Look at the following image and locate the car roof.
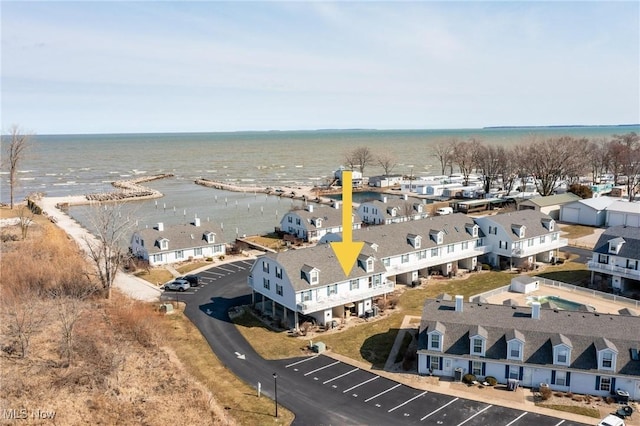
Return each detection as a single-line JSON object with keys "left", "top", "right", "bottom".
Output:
{"left": 172, "top": 279, "right": 189, "bottom": 284}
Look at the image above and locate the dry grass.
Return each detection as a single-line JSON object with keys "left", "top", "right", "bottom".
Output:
{"left": 134, "top": 267, "right": 174, "bottom": 285}
{"left": 176, "top": 261, "right": 210, "bottom": 274}
{"left": 245, "top": 233, "right": 285, "bottom": 250}
{"left": 558, "top": 224, "right": 597, "bottom": 239}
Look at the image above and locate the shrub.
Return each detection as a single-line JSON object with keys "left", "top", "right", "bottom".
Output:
{"left": 605, "top": 396, "right": 614, "bottom": 404}
{"left": 481, "top": 263, "right": 491, "bottom": 271}
{"left": 540, "top": 386, "right": 552, "bottom": 400}
{"left": 564, "top": 392, "right": 574, "bottom": 398}
{"left": 572, "top": 395, "right": 583, "bottom": 402}
{"left": 218, "top": 255, "right": 225, "bottom": 261}
{"left": 554, "top": 392, "right": 564, "bottom": 397}
{"left": 485, "top": 376, "right": 497, "bottom": 386}
{"left": 462, "top": 373, "right": 477, "bottom": 384}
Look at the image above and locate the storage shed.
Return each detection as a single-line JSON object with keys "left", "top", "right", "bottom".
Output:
{"left": 509, "top": 276, "right": 540, "bottom": 294}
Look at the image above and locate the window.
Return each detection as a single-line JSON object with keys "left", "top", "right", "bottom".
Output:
{"left": 557, "top": 348, "right": 569, "bottom": 364}
{"left": 350, "top": 279, "right": 359, "bottom": 291}
{"left": 508, "top": 365, "right": 520, "bottom": 380}
{"left": 627, "top": 259, "right": 638, "bottom": 270}
{"left": 176, "top": 250, "right": 184, "bottom": 259}
{"left": 366, "top": 258, "right": 374, "bottom": 272}
{"left": 431, "top": 248, "right": 439, "bottom": 257}
{"left": 310, "top": 270, "right": 319, "bottom": 284}
{"left": 598, "top": 254, "right": 609, "bottom": 264}
{"left": 447, "top": 244, "right": 454, "bottom": 253}
{"left": 327, "top": 284, "right": 337, "bottom": 296}
{"left": 302, "top": 290, "right": 312, "bottom": 301}
{"left": 160, "top": 240, "right": 168, "bottom": 250}
{"left": 152, "top": 254, "right": 162, "bottom": 263}
{"left": 462, "top": 241, "right": 469, "bottom": 250}
{"left": 540, "top": 235, "right": 546, "bottom": 243}
{"left": 430, "top": 333, "right": 441, "bottom": 350}
{"left": 263, "top": 261, "right": 270, "bottom": 273}
{"left": 602, "top": 352, "right": 613, "bottom": 369}
{"left": 288, "top": 216, "right": 292, "bottom": 223}
{"left": 276, "top": 284, "right": 283, "bottom": 296}
{"left": 499, "top": 241, "right": 507, "bottom": 249}
{"left": 508, "top": 341, "right": 522, "bottom": 360}
{"left": 275, "top": 266, "right": 283, "bottom": 279}
{"left": 552, "top": 233, "right": 558, "bottom": 241}
{"left": 194, "top": 247, "right": 202, "bottom": 256}
{"left": 472, "top": 338, "right": 483, "bottom": 355}
{"left": 418, "top": 250, "right": 427, "bottom": 259}
{"left": 599, "top": 377, "right": 612, "bottom": 392}
{"left": 430, "top": 356, "right": 440, "bottom": 371}
{"left": 401, "top": 254, "right": 409, "bottom": 263}
{"left": 383, "top": 258, "right": 390, "bottom": 267}
{"left": 555, "top": 371, "right": 567, "bottom": 386}
{"left": 471, "top": 361, "right": 483, "bottom": 376}
{"left": 296, "top": 218, "right": 301, "bottom": 225}
{"left": 527, "top": 238, "right": 534, "bottom": 247}
{"left": 263, "top": 278, "right": 270, "bottom": 290}
{"left": 475, "top": 239, "right": 483, "bottom": 247}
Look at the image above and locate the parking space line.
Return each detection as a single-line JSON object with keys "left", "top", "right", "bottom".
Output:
{"left": 217, "top": 266, "right": 236, "bottom": 273}
{"left": 456, "top": 404, "right": 492, "bottom": 426}
{"left": 505, "top": 412, "right": 527, "bottom": 426}
{"left": 323, "top": 368, "right": 358, "bottom": 384}
{"left": 206, "top": 271, "right": 226, "bottom": 277}
{"left": 364, "top": 383, "right": 401, "bottom": 402}
{"left": 343, "top": 376, "right": 379, "bottom": 393}
{"left": 303, "top": 361, "right": 340, "bottom": 376}
{"left": 553, "top": 421, "right": 565, "bottom": 426}
{"left": 285, "top": 356, "right": 318, "bottom": 368}
{"left": 420, "top": 397, "right": 459, "bottom": 421}
{"left": 388, "top": 390, "right": 428, "bottom": 413}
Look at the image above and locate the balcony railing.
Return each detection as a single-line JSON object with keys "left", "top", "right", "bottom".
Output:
{"left": 588, "top": 261, "right": 640, "bottom": 280}
{"left": 511, "top": 238, "right": 568, "bottom": 257}
{"left": 296, "top": 280, "right": 395, "bottom": 314}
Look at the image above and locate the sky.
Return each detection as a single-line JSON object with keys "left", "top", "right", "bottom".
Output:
{"left": 1, "top": 1, "right": 639, "bottom": 135}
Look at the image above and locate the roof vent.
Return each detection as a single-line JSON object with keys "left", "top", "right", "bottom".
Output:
{"left": 455, "top": 295, "right": 464, "bottom": 312}
{"left": 157, "top": 222, "right": 164, "bottom": 232}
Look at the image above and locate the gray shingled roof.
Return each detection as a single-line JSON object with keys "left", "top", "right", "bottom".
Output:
{"left": 520, "top": 193, "right": 580, "bottom": 208}
{"left": 593, "top": 225, "right": 640, "bottom": 259}
{"left": 287, "top": 205, "right": 359, "bottom": 230}
{"left": 418, "top": 299, "right": 640, "bottom": 376}
{"left": 263, "top": 243, "right": 386, "bottom": 292}
{"left": 350, "top": 213, "right": 483, "bottom": 258}
{"left": 482, "top": 210, "right": 555, "bottom": 241}
{"left": 137, "top": 221, "right": 225, "bottom": 254}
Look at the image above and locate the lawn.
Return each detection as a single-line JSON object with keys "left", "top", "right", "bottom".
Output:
{"left": 134, "top": 268, "right": 173, "bottom": 286}
{"left": 559, "top": 224, "right": 597, "bottom": 240}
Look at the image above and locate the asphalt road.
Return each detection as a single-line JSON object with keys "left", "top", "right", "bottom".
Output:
{"left": 165, "top": 260, "right": 589, "bottom": 426}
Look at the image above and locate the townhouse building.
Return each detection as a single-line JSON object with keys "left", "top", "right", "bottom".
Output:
{"left": 417, "top": 297, "right": 640, "bottom": 400}
{"left": 474, "top": 210, "right": 567, "bottom": 269}
{"left": 588, "top": 225, "right": 640, "bottom": 294}
{"left": 130, "top": 218, "right": 226, "bottom": 266}
{"left": 279, "top": 203, "right": 362, "bottom": 243}
{"left": 357, "top": 195, "right": 429, "bottom": 225}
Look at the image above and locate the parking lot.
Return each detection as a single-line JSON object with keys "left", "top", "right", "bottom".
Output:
{"left": 160, "top": 259, "right": 255, "bottom": 297}
{"left": 276, "top": 355, "right": 589, "bottom": 426}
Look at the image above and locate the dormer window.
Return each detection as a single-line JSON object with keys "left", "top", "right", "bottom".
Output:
{"left": 608, "top": 237, "right": 625, "bottom": 255}
{"left": 508, "top": 341, "right": 522, "bottom": 360}
{"left": 465, "top": 223, "right": 479, "bottom": 237}
{"left": 315, "top": 218, "right": 323, "bottom": 227}
{"left": 512, "top": 225, "right": 526, "bottom": 238}
{"left": 204, "top": 232, "right": 215, "bottom": 244}
{"left": 430, "top": 230, "right": 444, "bottom": 244}
{"left": 601, "top": 351, "right": 614, "bottom": 369}
{"left": 556, "top": 347, "right": 569, "bottom": 364}
{"left": 596, "top": 337, "right": 617, "bottom": 371}
{"left": 427, "top": 322, "right": 445, "bottom": 352}
{"left": 310, "top": 270, "right": 319, "bottom": 284}
{"left": 430, "top": 333, "right": 441, "bottom": 350}
{"left": 157, "top": 238, "right": 169, "bottom": 250}
{"left": 366, "top": 258, "right": 374, "bottom": 272}
{"left": 390, "top": 207, "right": 397, "bottom": 217}
{"left": 407, "top": 234, "right": 421, "bottom": 249}
{"left": 469, "top": 325, "right": 487, "bottom": 356}
{"left": 506, "top": 329, "right": 525, "bottom": 361}
{"left": 542, "top": 218, "right": 555, "bottom": 231}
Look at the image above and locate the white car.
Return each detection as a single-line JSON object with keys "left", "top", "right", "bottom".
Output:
{"left": 164, "top": 279, "right": 190, "bottom": 292}
{"left": 597, "top": 415, "right": 625, "bottom": 426}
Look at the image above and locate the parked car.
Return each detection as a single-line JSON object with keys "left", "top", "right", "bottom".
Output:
{"left": 179, "top": 274, "right": 200, "bottom": 287}
{"left": 164, "top": 279, "right": 190, "bottom": 292}
{"left": 597, "top": 415, "right": 625, "bottom": 426}
{"left": 436, "top": 207, "right": 453, "bottom": 215}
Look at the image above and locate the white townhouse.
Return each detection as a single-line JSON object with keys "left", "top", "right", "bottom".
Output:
{"left": 130, "top": 219, "right": 226, "bottom": 266}
{"left": 588, "top": 225, "right": 640, "bottom": 294}
{"left": 474, "top": 210, "right": 567, "bottom": 269}
{"left": 357, "top": 195, "right": 429, "bottom": 225}
{"left": 346, "top": 213, "right": 488, "bottom": 285}
{"left": 417, "top": 297, "right": 640, "bottom": 400}
{"left": 279, "top": 204, "right": 362, "bottom": 243}
{"left": 247, "top": 243, "right": 393, "bottom": 328}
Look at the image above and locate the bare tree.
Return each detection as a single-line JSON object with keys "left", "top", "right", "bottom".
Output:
{"left": 4, "top": 286, "right": 49, "bottom": 358}
{"left": 495, "top": 146, "right": 519, "bottom": 195}
{"left": 452, "top": 138, "right": 481, "bottom": 186}
{"left": 432, "top": 139, "right": 456, "bottom": 175}
{"left": 377, "top": 152, "right": 397, "bottom": 176}
{"left": 84, "top": 203, "right": 133, "bottom": 299}
{"left": 344, "top": 146, "right": 374, "bottom": 174}
{"left": 587, "top": 138, "right": 611, "bottom": 184}
{"left": 474, "top": 143, "right": 504, "bottom": 194}
{"left": 2, "top": 125, "right": 32, "bottom": 209}
{"left": 520, "top": 136, "right": 587, "bottom": 196}
{"left": 17, "top": 205, "right": 35, "bottom": 240}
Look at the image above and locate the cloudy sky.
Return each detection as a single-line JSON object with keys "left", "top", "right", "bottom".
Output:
{"left": 2, "top": 1, "right": 638, "bottom": 134}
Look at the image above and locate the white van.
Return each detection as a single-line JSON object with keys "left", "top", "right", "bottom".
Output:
{"left": 436, "top": 207, "right": 453, "bottom": 216}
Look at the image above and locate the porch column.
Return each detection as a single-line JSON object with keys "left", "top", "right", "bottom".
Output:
{"left": 251, "top": 290, "right": 255, "bottom": 307}
{"left": 283, "top": 307, "right": 288, "bottom": 328}
{"left": 272, "top": 300, "right": 276, "bottom": 319}
{"left": 294, "top": 311, "right": 299, "bottom": 332}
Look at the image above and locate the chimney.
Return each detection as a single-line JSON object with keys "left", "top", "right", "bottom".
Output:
{"left": 307, "top": 204, "right": 314, "bottom": 213}
{"left": 194, "top": 217, "right": 201, "bottom": 227}
{"left": 157, "top": 222, "right": 164, "bottom": 232}
{"left": 455, "top": 295, "right": 464, "bottom": 312}
{"left": 382, "top": 196, "right": 388, "bottom": 203}
{"left": 403, "top": 193, "right": 408, "bottom": 200}
{"left": 531, "top": 302, "right": 541, "bottom": 319}
{"left": 334, "top": 201, "right": 341, "bottom": 209}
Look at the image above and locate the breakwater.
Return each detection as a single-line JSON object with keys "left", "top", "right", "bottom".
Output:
{"left": 83, "top": 174, "right": 173, "bottom": 202}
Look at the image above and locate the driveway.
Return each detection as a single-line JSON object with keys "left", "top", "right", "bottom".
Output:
{"left": 171, "top": 261, "right": 590, "bottom": 426}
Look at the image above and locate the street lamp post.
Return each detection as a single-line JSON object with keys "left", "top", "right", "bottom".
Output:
{"left": 273, "top": 372, "right": 278, "bottom": 418}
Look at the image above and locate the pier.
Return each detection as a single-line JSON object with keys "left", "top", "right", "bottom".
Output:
{"left": 82, "top": 174, "right": 173, "bottom": 203}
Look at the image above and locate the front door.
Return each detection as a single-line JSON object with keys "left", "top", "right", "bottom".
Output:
{"left": 523, "top": 367, "right": 533, "bottom": 387}
{"left": 443, "top": 358, "right": 453, "bottom": 375}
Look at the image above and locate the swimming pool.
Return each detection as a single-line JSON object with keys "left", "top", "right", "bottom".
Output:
{"left": 526, "top": 295, "right": 596, "bottom": 312}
